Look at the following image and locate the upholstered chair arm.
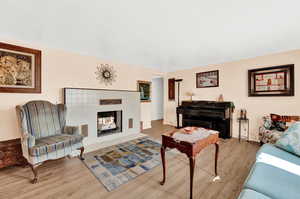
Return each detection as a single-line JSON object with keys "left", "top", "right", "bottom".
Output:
{"left": 22, "top": 133, "right": 36, "bottom": 148}
{"left": 16, "top": 105, "right": 36, "bottom": 147}
{"left": 63, "top": 126, "right": 80, "bottom": 135}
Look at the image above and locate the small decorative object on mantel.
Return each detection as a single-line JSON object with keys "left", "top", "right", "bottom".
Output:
{"left": 137, "top": 80, "right": 151, "bottom": 102}
{"left": 248, "top": 64, "right": 294, "bottom": 97}
{"left": 95, "top": 64, "right": 117, "bottom": 86}
{"left": 217, "top": 94, "right": 224, "bottom": 102}
{"left": 186, "top": 92, "right": 195, "bottom": 101}
{"left": 196, "top": 70, "right": 219, "bottom": 88}
{"left": 0, "top": 42, "right": 41, "bottom": 93}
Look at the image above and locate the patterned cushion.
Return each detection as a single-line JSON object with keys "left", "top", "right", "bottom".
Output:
{"left": 270, "top": 114, "right": 287, "bottom": 131}
{"left": 262, "top": 116, "right": 272, "bottom": 129}
{"left": 29, "top": 134, "right": 83, "bottom": 157}
{"left": 276, "top": 122, "right": 300, "bottom": 156}
{"left": 259, "top": 126, "right": 283, "bottom": 144}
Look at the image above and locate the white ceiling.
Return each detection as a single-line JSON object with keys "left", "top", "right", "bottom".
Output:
{"left": 1, "top": 0, "right": 300, "bottom": 72}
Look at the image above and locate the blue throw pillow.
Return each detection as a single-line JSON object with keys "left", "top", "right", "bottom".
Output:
{"left": 262, "top": 116, "right": 273, "bottom": 129}
{"left": 275, "top": 122, "right": 300, "bottom": 156}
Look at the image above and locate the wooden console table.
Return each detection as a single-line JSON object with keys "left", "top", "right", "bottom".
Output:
{"left": 0, "top": 138, "right": 27, "bottom": 169}
{"left": 160, "top": 129, "right": 219, "bottom": 199}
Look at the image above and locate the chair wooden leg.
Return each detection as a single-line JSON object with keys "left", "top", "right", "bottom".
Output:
{"left": 17, "top": 157, "right": 28, "bottom": 168}
{"left": 79, "top": 147, "right": 85, "bottom": 160}
{"left": 29, "top": 163, "right": 41, "bottom": 184}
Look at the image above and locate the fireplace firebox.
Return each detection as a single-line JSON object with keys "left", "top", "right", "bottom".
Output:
{"left": 97, "top": 111, "right": 122, "bottom": 137}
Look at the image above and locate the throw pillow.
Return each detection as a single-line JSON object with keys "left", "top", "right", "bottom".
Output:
{"left": 270, "top": 113, "right": 282, "bottom": 121}
{"left": 276, "top": 122, "right": 300, "bottom": 156}
{"left": 270, "top": 114, "right": 287, "bottom": 131}
{"left": 262, "top": 116, "right": 273, "bottom": 130}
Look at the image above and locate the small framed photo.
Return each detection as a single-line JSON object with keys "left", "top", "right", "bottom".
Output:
{"left": 248, "top": 64, "right": 294, "bottom": 97}
{"left": 196, "top": 70, "right": 219, "bottom": 88}
{"left": 137, "top": 80, "right": 151, "bottom": 102}
{"left": 0, "top": 42, "right": 41, "bottom": 93}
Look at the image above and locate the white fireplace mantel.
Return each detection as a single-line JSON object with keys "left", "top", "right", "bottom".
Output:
{"left": 64, "top": 88, "right": 141, "bottom": 146}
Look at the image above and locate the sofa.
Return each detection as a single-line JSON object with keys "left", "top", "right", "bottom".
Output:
{"left": 238, "top": 143, "right": 300, "bottom": 199}
{"left": 259, "top": 115, "right": 286, "bottom": 144}
{"left": 259, "top": 114, "right": 300, "bottom": 144}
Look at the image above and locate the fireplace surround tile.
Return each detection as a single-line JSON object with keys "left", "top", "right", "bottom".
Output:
{"left": 64, "top": 88, "right": 141, "bottom": 146}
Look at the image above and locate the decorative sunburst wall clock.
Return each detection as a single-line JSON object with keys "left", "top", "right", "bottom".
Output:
{"left": 95, "top": 64, "right": 117, "bottom": 86}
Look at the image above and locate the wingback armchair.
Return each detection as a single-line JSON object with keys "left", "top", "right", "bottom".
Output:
{"left": 16, "top": 100, "right": 84, "bottom": 183}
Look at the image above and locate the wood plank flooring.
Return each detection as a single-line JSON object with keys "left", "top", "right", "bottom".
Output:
{"left": 0, "top": 120, "right": 260, "bottom": 199}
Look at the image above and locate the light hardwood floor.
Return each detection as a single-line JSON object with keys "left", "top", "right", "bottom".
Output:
{"left": 0, "top": 120, "right": 259, "bottom": 199}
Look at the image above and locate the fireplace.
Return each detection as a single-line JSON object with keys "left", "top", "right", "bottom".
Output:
{"left": 64, "top": 88, "right": 141, "bottom": 146}
{"left": 97, "top": 110, "right": 122, "bottom": 137}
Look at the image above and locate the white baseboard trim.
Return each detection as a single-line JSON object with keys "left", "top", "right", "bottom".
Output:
{"left": 142, "top": 121, "right": 152, "bottom": 129}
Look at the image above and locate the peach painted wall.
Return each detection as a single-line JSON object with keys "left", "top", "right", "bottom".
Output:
{"left": 164, "top": 50, "right": 300, "bottom": 141}
{"left": 0, "top": 40, "right": 163, "bottom": 141}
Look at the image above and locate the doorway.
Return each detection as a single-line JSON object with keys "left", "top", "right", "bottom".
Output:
{"left": 151, "top": 77, "right": 164, "bottom": 121}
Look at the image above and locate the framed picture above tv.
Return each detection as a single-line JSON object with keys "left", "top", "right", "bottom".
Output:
{"left": 196, "top": 70, "right": 219, "bottom": 88}
{"left": 248, "top": 64, "right": 294, "bottom": 97}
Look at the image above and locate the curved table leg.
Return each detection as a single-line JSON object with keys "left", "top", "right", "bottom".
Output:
{"left": 79, "top": 147, "right": 85, "bottom": 160}
{"left": 215, "top": 142, "right": 219, "bottom": 176}
{"left": 189, "top": 156, "right": 195, "bottom": 199}
{"left": 160, "top": 146, "right": 166, "bottom": 185}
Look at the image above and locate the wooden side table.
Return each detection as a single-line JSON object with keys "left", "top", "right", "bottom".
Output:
{"left": 160, "top": 129, "right": 220, "bottom": 199}
{"left": 0, "top": 138, "right": 27, "bottom": 169}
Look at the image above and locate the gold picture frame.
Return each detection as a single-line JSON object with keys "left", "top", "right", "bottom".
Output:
{"left": 137, "top": 80, "right": 151, "bottom": 103}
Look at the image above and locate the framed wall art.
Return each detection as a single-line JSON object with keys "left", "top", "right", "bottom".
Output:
{"left": 168, "top": 78, "right": 175, "bottom": 100}
{"left": 137, "top": 80, "right": 151, "bottom": 102}
{"left": 248, "top": 64, "right": 294, "bottom": 97}
{"left": 196, "top": 70, "right": 219, "bottom": 88}
{"left": 0, "top": 42, "right": 41, "bottom": 93}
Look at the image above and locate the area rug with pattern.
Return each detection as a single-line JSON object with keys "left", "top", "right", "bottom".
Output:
{"left": 83, "top": 137, "right": 170, "bottom": 191}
